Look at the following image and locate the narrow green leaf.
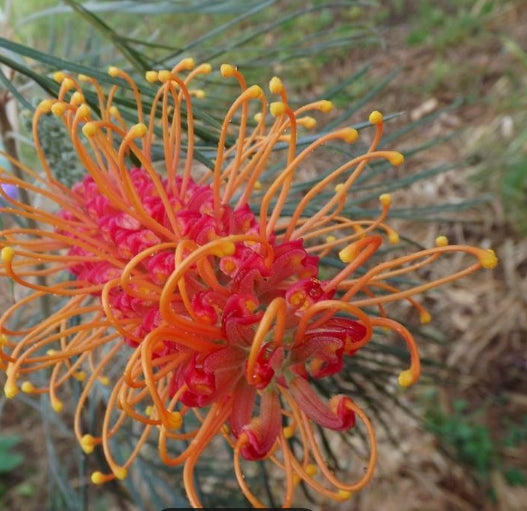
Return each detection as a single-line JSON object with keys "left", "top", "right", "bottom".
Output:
{"left": 194, "top": 2, "right": 369, "bottom": 64}
{"left": 61, "top": 0, "right": 149, "bottom": 72}
{"left": 326, "top": 69, "right": 400, "bottom": 130}
{"left": 0, "top": 67, "right": 33, "bottom": 110}
{"left": 161, "top": 0, "right": 278, "bottom": 63}
{"left": 0, "top": 37, "right": 122, "bottom": 87}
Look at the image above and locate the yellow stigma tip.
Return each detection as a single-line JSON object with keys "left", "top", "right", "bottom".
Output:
{"left": 283, "top": 426, "right": 295, "bottom": 439}
{"left": 191, "top": 89, "right": 205, "bottom": 99}
{"left": 99, "top": 376, "right": 110, "bottom": 386}
{"left": 247, "top": 85, "right": 263, "bottom": 99}
{"left": 270, "top": 102, "right": 286, "bottom": 117}
{"left": 77, "top": 104, "right": 90, "bottom": 120}
{"left": 342, "top": 127, "right": 359, "bottom": 143}
{"left": 338, "top": 490, "right": 352, "bottom": 500}
{"left": 71, "top": 92, "right": 85, "bottom": 106}
{"left": 305, "top": 464, "right": 318, "bottom": 477}
{"left": 197, "top": 63, "right": 212, "bottom": 74}
{"left": 0, "top": 334, "right": 7, "bottom": 346}
{"left": 220, "top": 64, "right": 236, "bottom": 78}
{"left": 145, "top": 405, "right": 153, "bottom": 417}
{"left": 420, "top": 311, "right": 432, "bottom": 324}
{"left": 62, "top": 78, "right": 75, "bottom": 90}
{"left": 319, "top": 100, "right": 333, "bottom": 113}
{"left": 388, "top": 152, "right": 405, "bottom": 166}
{"left": 4, "top": 382, "right": 18, "bottom": 399}
{"left": 51, "top": 103, "right": 67, "bottom": 116}
{"left": 334, "top": 183, "right": 345, "bottom": 193}
{"left": 81, "top": 434, "right": 95, "bottom": 446}
{"left": 73, "top": 371, "right": 86, "bottom": 382}
{"left": 53, "top": 71, "right": 65, "bottom": 82}
{"left": 91, "top": 472, "right": 105, "bottom": 485}
{"left": 254, "top": 112, "right": 263, "bottom": 123}
{"left": 158, "top": 70, "right": 171, "bottom": 83}
{"left": 388, "top": 231, "right": 400, "bottom": 244}
{"left": 379, "top": 193, "right": 392, "bottom": 207}
{"left": 253, "top": 180, "right": 262, "bottom": 190}
{"left": 108, "top": 66, "right": 120, "bottom": 77}
{"left": 269, "top": 76, "right": 284, "bottom": 94}
{"left": 398, "top": 370, "right": 414, "bottom": 387}
{"left": 369, "top": 110, "right": 384, "bottom": 125}
{"left": 82, "top": 122, "right": 97, "bottom": 138}
{"left": 480, "top": 249, "right": 498, "bottom": 269}
{"left": 130, "top": 123, "right": 147, "bottom": 138}
{"left": 21, "top": 381, "right": 35, "bottom": 393}
{"left": 52, "top": 399, "right": 64, "bottom": 413}
{"left": 145, "top": 71, "right": 158, "bottom": 83}
{"left": 1, "top": 246, "right": 15, "bottom": 264}
{"left": 293, "top": 474, "right": 301, "bottom": 486}
{"left": 325, "top": 235, "right": 337, "bottom": 243}
{"left": 435, "top": 235, "right": 449, "bottom": 247}
{"left": 81, "top": 444, "right": 94, "bottom": 455}
{"left": 113, "top": 467, "right": 128, "bottom": 480}
{"left": 78, "top": 74, "right": 90, "bottom": 82}
{"left": 299, "top": 116, "right": 316, "bottom": 129}
{"left": 180, "top": 57, "right": 195, "bottom": 70}
{"left": 109, "top": 106, "right": 119, "bottom": 117}
{"left": 37, "top": 99, "right": 54, "bottom": 113}
{"left": 81, "top": 434, "right": 95, "bottom": 454}
{"left": 166, "top": 411, "right": 182, "bottom": 430}
{"left": 339, "top": 245, "right": 356, "bottom": 264}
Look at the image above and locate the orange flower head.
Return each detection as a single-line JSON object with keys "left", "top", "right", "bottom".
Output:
{"left": 0, "top": 61, "right": 496, "bottom": 507}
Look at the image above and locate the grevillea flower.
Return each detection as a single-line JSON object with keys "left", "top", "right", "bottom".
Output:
{"left": 0, "top": 60, "right": 497, "bottom": 507}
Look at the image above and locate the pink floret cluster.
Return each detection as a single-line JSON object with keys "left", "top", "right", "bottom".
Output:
{"left": 58, "top": 167, "right": 366, "bottom": 460}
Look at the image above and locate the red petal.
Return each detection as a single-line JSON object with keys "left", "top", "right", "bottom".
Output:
{"left": 240, "top": 391, "right": 281, "bottom": 460}
{"left": 289, "top": 377, "right": 356, "bottom": 431}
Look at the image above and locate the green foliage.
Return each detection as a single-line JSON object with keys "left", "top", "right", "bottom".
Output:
{"left": 425, "top": 397, "right": 527, "bottom": 491}
{"left": 486, "top": 134, "right": 527, "bottom": 234}
{"left": 485, "top": 38, "right": 527, "bottom": 233}
{"left": 505, "top": 468, "right": 527, "bottom": 487}
{"left": 0, "top": 434, "right": 24, "bottom": 474}
{"left": 503, "top": 415, "right": 527, "bottom": 448}
{"left": 14, "top": 481, "right": 37, "bottom": 498}
{"left": 22, "top": 111, "right": 86, "bottom": 186}
{"left": 391, "top": 0, "right": 497, "bottom": 50}
{"left": 469, "top": 45, "right": 527, "bottom": 234}
{"left": 377, "top": 1, "right": 508, "bottom": 97}
{"left": 8, "top": 0, "right": 379, "bottom": 91}
{"left": 426, "top": 399, "right": 494, "bottom": 478}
